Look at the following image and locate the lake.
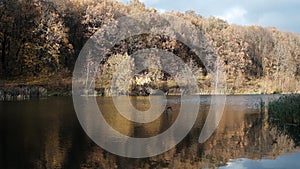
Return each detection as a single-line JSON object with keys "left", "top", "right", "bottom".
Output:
{"left": 1, "top": 95, "right": 300, "bottom": 169}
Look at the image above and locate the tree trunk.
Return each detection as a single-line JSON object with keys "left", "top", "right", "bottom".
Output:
{"left": 1, "top": 34, "right": 7, "bottom": 78}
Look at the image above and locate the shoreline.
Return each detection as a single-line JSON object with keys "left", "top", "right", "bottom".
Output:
{"left": 1, "top": 75, "right": 299, "bottom": 101}
{"left": 1, "top": 82, "right": 299, "bottom": 101}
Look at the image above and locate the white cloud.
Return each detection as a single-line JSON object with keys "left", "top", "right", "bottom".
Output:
{"left": 139, "top": 0, "right": 160, "bottom": 5}
{"left": 156, "top": 8, "right": 166, "bottom": 13}
{"left": 218, "top": 7, "right": 248, "bottom": 25}
{"left": 118, "top": 0, "right": 160, "bottom": 6}
{"left": 220, "top": 159, "right": 248, "bottom": 169}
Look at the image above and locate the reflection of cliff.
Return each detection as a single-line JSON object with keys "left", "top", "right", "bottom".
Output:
{"left": 80, "top": 104, "right": 299, "bottom": 169}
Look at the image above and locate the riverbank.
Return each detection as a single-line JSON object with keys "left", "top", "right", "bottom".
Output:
{"left": 1, "top": 74, "right": 299, "bottom": 101}
{"left": 0, "top": 74, "right": 72, "bottom": 101}
{"left": 1, "top": 79, "right": 300, "bottom": 101}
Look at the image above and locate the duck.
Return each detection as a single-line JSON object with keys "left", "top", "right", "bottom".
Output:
{"left": 164, "top": 106, "right": 173, "bottom": 121}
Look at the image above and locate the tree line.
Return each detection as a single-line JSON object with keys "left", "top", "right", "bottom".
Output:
{"left": 1, "top": 0, "right": 299, "bottom": 94}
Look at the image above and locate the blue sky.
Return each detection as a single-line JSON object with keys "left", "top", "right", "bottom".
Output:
{"left": 118, "top": 0, "right": 300, "bottom": 34}
{"left": 220, "top": 152, "right": 300, "bottom": 169}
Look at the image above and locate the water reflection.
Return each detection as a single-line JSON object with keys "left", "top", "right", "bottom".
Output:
{"left": 0, "top": 95, "right": 299, "bottom": 169}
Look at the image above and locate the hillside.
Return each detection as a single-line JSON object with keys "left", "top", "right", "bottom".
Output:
{"left": 0, "top": 0, "right": 299, "bottom": 95}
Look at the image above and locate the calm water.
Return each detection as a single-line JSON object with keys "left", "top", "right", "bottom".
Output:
{"left": 0, "top": 95, "right": 299, "bottom": 169}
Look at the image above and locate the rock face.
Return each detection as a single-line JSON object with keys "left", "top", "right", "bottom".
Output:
{"left": 0, "top": 85, "right": 47, "bottom": 101}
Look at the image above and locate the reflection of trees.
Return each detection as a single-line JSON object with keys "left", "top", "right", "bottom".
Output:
{"left": 0, "top": 98, "right": 73, "bottom": 168}
{"left": 268, "top": 95, "right": 300, "bottom": 146}
{"left": 3, "top": 97, "right": 294, "bottom": 168}
{"left": 30, "top": 98, "right": 73, "bottom": 169}
{"left": 188, "top": 109, "right": 296, "bottom": 167}
{"left": 19, "top": 98, "right": 88, "bottom": 169}
{"left": 8, "top": 97, "right": 297, "bottom": 169}
{"left": 79, "top": 101, "right": 298, "bottom": 169}
{"left": 43, "top": 116, "right": 64, "bottom": 169}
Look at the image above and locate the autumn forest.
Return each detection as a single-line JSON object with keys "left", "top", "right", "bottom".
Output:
{"left": 1, "top": 0, "right": 300, "bottom": 95}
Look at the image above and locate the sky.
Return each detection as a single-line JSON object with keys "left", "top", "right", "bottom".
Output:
{"left": 118, "top": 0, "right": 300, "bottom": 34}
{"left": 219, "top": 152, "right": 300, "bottom": 169}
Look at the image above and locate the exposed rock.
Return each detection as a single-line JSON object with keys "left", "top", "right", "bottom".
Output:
{"left": 0, "top": 89, "right": 4, "bottom": 101}
{"left": 0, "top": 85, "right": 47, "bottom": 101}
